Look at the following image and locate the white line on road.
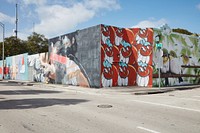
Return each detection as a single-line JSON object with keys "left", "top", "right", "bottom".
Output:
{"left": 193, "top": 96, "right": 200, "bottom": 98}
{"left": 137, "top": 126, "right": 160, "bottom": 133}
{"left": 175, "top": 97, "right": 200, "bottom": 102}
{"left": 131, "top": 100, "right": 200, "bottom": 113}
{"left": 143, "top": 95, "right": 200, "bottom": 102}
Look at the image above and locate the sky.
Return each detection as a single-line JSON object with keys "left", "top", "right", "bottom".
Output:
{"left": 0, "top": 0, "right": 200, "bottom": 41}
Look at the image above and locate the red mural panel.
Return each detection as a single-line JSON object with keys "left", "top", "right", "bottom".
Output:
{"left": 101, "top": 25, "right": 153, "bottom": 87}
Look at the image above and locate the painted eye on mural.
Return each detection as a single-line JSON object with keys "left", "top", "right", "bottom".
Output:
{"left": 103, "top": 60, "right": 112, "bottom": 68}
{"left": 105, "top": 38, "right": 112, "bottom": 47}
{"left": 138, "top": 61, "right": 147, "bottom": 68}
{"left": 121, "top": 40, "right": 131, "bottom": 48}
{"left": 119, "top": 61, "right": 127, "bottom": 67}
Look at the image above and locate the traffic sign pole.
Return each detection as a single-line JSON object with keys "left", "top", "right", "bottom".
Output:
{"left": 156, "top": 42, "right": 163, "bottom": 89}
{"left": 158, "top": 49, "right": 161, "bottom": 89}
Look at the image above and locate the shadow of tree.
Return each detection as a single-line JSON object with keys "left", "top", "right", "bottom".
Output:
{"left": 0, "top": 98, "right": 89, "bottom": 110}
{"left": 0, "top": 90, "right": 62, "bottom": 95}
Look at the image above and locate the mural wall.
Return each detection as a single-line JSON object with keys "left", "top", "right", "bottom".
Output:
{"left": 28, "top": 53, "right": 51, "bottom": 83}
{"left": 49, "top": 25, "right": 101, "bottom": 87}
{"left": 1, "top": 24, "right": 199, "bottom": 88}
{"left": 153, "top": 24, "right": 200, "bottom": 86}
{"left": 5, "top": 53, "right": 28, "bottom": 80}
{"left": 0, "top": 60, "right": 3, "bottom": 79}
{"left": 101, "top": 25, "right": 153, "bottom": 87}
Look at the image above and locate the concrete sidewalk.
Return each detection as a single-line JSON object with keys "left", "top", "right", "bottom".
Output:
{"left": 2, "top": 80, "right": 200, "bottom": 95}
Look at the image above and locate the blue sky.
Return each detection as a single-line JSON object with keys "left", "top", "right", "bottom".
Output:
{"left": 0, "top": 0, "right": 200, "bottom": 41}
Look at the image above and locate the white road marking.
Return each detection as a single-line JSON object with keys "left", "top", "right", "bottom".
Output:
{"left": 131, "top": 100, "right": 200, "bottom": 113}
{"left": 143, "top": 95, "right": 200, "bottom": 102}
{"left": 177, "top": 97, "right": 200, "bottom": 102}
{"left": 137, "top": 126, "right": 160, "bottom": 133}
{"left": 194, "top": 96, "right": 200, "bottom": 98}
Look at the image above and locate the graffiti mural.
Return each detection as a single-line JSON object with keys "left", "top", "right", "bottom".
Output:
{"left": 0, "top": 60, "right": 3, "bottom": 79}
{"left": 5, "top": 53, "right": 28, "bottom": 80}
{"left": 49, "top": 32, "right": 89, "bottom": 86}
{"left": 28, "top": 53, "right": 54, "bottom": 83}
{"left": 153, "top": 24, "right": 200, "bottom": 86}
{"left": 101, "top": 25, "right": 153, "bottom": 87}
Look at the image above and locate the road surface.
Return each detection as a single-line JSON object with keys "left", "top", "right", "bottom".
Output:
{"left": 0, "top": 81, "right": 200, "bottom": 133}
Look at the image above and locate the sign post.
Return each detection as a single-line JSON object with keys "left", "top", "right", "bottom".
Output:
{"left": 156, "top": 43, "right": 163, "bottom": 89}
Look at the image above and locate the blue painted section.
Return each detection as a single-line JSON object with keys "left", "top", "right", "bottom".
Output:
{"left": 5, "top": 53, "right": 28, "bottom": 81}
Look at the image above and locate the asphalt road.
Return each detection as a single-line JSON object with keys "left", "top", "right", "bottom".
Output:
{"left": 0, "top": 81, "right": 200, "bottom": 133}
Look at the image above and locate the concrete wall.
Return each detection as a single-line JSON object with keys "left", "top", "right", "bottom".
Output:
{"left": 5, "top": 53, "right": 28, "bottom": 80}
{"left": 101, "top": 24, "right": 153, "bottom": 87}
{"left": 76, "top": 25, "right": 101, "bottom": 87}
{"left": 153, "top": 24, "right": 200, "bottom": 86}
{"left": 48, "top": 25, "right": 101, "bottom": 87}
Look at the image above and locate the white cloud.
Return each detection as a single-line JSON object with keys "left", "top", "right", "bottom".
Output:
{"left": 32, "top": 0, "right": 120, "bottom": 37}
{"left": 34, "top": 4, "right": 95, "bottom": 37}
{"left": 5, "top": 0, "right": 120, "bottom": 39}
{"left": 0, "top": 12, "right": 15, "bottom": 24}
{"left": 132, "top": 18, "right": 167, "bottom": 28}
{"left": 197, "top": 3, "right": 200, "bottom": 10}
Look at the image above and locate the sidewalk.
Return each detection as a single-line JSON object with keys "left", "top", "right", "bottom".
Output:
{"left": 3, "top": 80, "right": 200, "bottom": 95}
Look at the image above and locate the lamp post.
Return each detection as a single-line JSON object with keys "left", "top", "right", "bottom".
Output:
{"left": 0, "top": 22, "right": 5, "bottom": 79}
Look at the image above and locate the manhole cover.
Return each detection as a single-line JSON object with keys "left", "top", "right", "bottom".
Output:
{"left": 97, "top": 104, "right": 113, "bottom": 108}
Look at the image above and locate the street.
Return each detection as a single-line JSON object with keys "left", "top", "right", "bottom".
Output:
{"left": 0, "top": 81, "right": 200, "bottom": 133}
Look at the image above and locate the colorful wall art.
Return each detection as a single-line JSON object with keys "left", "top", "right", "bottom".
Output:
{"left": 153, "top": 24, "right": 200, "bottom": 86}
{"left": 101, "top": 25, "right": 153, "bottom": 87}
{"left": 5, "top": 53, "right": 28, "bottom": 80}
{"left": 0, "top": 60, "right": 3, "bottom": 79}
{"left": 49, "top": 25, "right": 101, "bottom": 87}
{"left": 1, "top": 24, "right": 199, "bottom": 88}
{"left": 28, "top": 53, "right": 50, "bottom": 83}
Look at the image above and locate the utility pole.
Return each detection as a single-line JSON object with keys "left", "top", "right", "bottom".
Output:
{"left": 0, "top": 22, "right": 5, "bottom": 79}
{"left": 15, "top": 3, "right": 18, "bottom": 39}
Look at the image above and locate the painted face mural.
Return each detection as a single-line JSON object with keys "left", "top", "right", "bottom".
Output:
{"left": 49, "top": 32, "right": 90, "bottom": 87}
{"left": 135, "top": 28, "right": 153, "bottom": 86}
{"left": 101, "top": 25, "right": 153, "bottom": 87}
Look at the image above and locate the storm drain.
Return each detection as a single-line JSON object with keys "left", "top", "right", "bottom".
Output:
{"left": 97, "top": 104, "right": 113, "bottom": 108}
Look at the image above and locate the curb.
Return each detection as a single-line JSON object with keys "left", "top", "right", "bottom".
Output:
{"left": 134, "top": 89, "right": 174, "bottom": 95}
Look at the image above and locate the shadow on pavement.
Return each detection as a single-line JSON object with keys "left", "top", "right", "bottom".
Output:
{"left": 0, "top": 82, "right": 24, "bottom": 86}
{"left": 0, "top": 90, "right": 62, "bottom": 95}
{"left": 0, "top": 98, "right": 89, "bottom": 110}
